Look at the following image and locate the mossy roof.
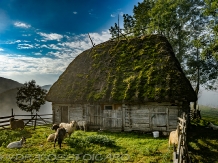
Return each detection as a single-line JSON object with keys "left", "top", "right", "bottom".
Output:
{"left": 46, "top": 34, "right": 197, "bottom": 104}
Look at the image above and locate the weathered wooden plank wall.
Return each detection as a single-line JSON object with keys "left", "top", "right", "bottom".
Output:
{"left": 52, "top": 103, "right": 181, "bottom": 132}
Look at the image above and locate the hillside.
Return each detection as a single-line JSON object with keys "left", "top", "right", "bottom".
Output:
{"left": 0, "top": 77, "right": 52, "bottom": 117}
{"left": 0, "top": 77, "right": 23, "bottom": 94}
{"left": 0, "top": 88, "right": 19, "bottom": 115}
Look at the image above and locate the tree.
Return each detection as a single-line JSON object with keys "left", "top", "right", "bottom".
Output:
{"left": 109, "top": 23, "right": 119, "bottom": 39}
{"left": 202, "top": 0, "right": 218, "bottom": 59}
{"left": 109, "top": 0, "right": 218, "bottom": 116}
{"left": 16, "top": 80, "right": 47, "bottom": 115}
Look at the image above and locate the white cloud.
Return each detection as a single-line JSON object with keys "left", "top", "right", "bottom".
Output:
{"left": 119, "top": 12, "right": 124, "bottom": 16}
{"left": 37, "top": 32, "right": 63, "bottom": 41}
{"left": 111, "top": 11, "right": 123, "bottom": 18}
{"left": 40, "top": 44, "right": 49, "bottom": 48}
{"left": 0, "top": 30, "right": 111, "bottom": 85}
{"left": 111, "top": 14, "right": 116, "bottom": 17}
{"left": 73, "top": 12, "right": 77, "bottom": 14}
{"left": 0, "top": 53, "right": 68, "bottom": 75}
{"left": 22, "top": 34, "right": 32, "bottom": 37}
{"left": 59, "top": 31, "right": 110, "bottom": 51}
{"left": 17, "top": 43, "right": 34, "bottom": 49}
{"left": 6, "top": 40, "right": 22, "bottom": 44}
{"left": 0, "top": 48, "right": 4, "bottom": 51}
{"left": 14, "top": 22, "right": 31, "bottom": 28}
{"left": 33, "top": 53, "right": 42, "bottom": 56}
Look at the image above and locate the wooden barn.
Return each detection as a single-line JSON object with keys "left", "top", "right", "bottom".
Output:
{"left": 46, "top": 34, "right": 197, "bottom": 132}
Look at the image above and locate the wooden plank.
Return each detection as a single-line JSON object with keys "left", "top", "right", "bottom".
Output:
{"left": 169, "top": 126, "right": 177, "bottom": 130}
{"left": 130, "top": 109, "right": 149, "bottom": 114}
{"left": 130, "top": 114, "right": 149, "bottom": 119}
{"left": 122, "top": 105, "right": 125, "bottom": 131}
{"left": 131, "top": 118, "right": 149, "bottom": 123}
{"left": 0, "top": 124, "right": 10, "bottom": 127}
{"left": 0, "top": 116, "right": 13, "bottom": 119}
{"left": 167, "top": 107, "right": 169, "bottom": 131}
{"left": 169, "top": 116, "right": 178, "bottom": 120}
{"left": 132, "top": 123, "right": 150, "bottom": 128}
{"left": 152, "top": 126, "right": 167, "bottom": 131}
{"left": 169, "top": 121, "right": 178, "bottom": 126}
{"left": 169, "top": 110, "right": 179, "bottom": 114}
{"left": 0, "top": 120, "right": 10, "bottom": 123}
{"left": 131, "top": 127, "right": 150, "bottom": 131}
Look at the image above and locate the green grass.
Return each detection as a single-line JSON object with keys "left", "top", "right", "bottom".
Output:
{"left": 0, "top": 125, "right": 172, "bottom": 163}
{"left": 0, "top": 105, "right": 217, "bottom": 163}
{"left": 188, "top": 105, "right": 218, "bottom": 163}
{"left": 199, "top": 105, "right": 218, "bottom": 125}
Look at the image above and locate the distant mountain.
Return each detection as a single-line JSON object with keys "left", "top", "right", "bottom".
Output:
{"left": 0, "top": 77, "right": 52, "bottom": 117}
{"left": 0, "top": 77, "right": 23, "bottom": 94}
{"left": 41, "top": 85, "right": 51, "bottom": 91}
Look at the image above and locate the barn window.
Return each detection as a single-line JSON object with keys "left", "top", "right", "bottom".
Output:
{"left": 104, "top": 105, "right": 113, "bottom": 110}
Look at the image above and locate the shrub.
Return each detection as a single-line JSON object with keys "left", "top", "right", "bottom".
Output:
{"left": 85, "top": 135, "right": 116, "bottom": 147}
{"left": 66, "top": 137, "right": 88, "bottom": 148}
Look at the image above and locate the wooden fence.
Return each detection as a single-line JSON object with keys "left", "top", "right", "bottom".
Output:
{"left": 0, "top": 109, "right": 53, "bottom": 130}
{"left": 173, "top": 113, "right": 191, "bottom": 163}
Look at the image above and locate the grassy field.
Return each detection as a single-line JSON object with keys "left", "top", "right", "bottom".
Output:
{"left": 188, "top": 105, "right": 218, "bottom": 163}
{"left": 0, "top": 105, "right": 217, "bottom": 163}
{"left": 0, "top": 125, "right": 172, "bottom": 163}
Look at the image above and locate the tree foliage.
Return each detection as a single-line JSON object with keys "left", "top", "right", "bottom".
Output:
{"left": 109, "top": 23, "right": 119, "bottom": 39}
{"left": 202, "top": 0, "right": 218, "bottom": 59}
{"left": 16, "top": 80, "right": 47, "bottom": 114}
{"left": 109, "top": 0, "right": 218, "bottom": 92}
{"left": 108, "top": 0, "right": 218, "bottom": 114}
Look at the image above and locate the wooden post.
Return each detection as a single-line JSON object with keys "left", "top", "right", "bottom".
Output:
{"left": 88, "top": 33, "right": 95, "bottom": 47}
{"left": 34, "top": 113, "right": 37, "bottom": 130}
{"left": 11, "top": 108, "right": 13, "bottom": 117}
{"left": 122, "top": 104, "right": 126, "bottom": 131}
{"left": 118, "top": 14, "right": 119, "bottom": 40}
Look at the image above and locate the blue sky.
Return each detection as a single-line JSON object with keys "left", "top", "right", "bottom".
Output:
{"left": 0, "top": 0, "right": 142, "bottom": 86}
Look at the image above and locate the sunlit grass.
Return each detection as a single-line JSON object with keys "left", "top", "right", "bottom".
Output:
{"left": 0, "top": 105, "right": 217, "bottom": 163}
{"left": 0, "top": 125, "right": 172, "bottom": 163}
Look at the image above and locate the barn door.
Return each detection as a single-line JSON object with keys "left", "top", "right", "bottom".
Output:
{"left": 103, "top": 110, "right": 122, "bottom": 131}
{"left": 61, "top": 106, "right": 69, "bottom": 123}
{"left": 150, "top": 107, "right": 167, "bottom": 131}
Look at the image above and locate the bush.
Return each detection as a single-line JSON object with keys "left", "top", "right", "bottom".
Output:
{"left": 66, "top": 137, "right": 88, "bottom": 148}
{"left": 0, "top": 131, "right": 13, "bottom": 147}
{"left": 85, "top": 135, "right": 116, "bottom": 147}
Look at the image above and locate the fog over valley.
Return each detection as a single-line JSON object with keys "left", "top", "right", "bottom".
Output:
{"left": 0, "top": 77, "right": 52, "bottom": 118}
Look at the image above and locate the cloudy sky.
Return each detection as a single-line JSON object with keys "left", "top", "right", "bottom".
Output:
{"left": 0, "top": 0, "right": 142, "bottom": 86}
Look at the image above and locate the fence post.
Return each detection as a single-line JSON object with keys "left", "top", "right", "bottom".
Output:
{"left": 34, "top": 113, "right": 37, "bottom": 130}
{"left": 11, "top": 108, "right": 13, "bottom": 117}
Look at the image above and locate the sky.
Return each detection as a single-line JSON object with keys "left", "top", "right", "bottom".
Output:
{"left": 0, "top": 0, "right": 143, "bottom": 86}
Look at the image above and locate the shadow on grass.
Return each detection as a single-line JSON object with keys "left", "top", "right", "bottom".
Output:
{"left": 96, "top": 130, "right": 168, "bottom": 140}
{"left": 188, "top": 122, "right": 218, "bottom": 163}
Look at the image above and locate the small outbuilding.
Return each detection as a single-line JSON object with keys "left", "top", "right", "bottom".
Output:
{"left": 46, "top": 34, "right": 197, "bottom": 132}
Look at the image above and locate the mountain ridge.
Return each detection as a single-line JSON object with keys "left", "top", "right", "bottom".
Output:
{"left": 0, "top": 77, "right": 23, "bottom": 94}
{"left": 0, "top": 77, "right": 52, "bottom": 117}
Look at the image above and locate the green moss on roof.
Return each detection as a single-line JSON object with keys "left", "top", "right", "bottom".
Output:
{"left": 46, "top": 35, "right": 197, "bottom": 104}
